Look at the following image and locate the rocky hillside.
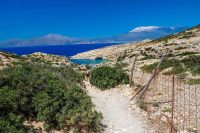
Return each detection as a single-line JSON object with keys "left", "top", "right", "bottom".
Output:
{"left": 72, "top": 24, "right": 200, "bottom": 81}
{"left": 134, "top": 25, "right": 200, "bottom": 57}
{"left": 0, "top": 51, "right": 21, "bottom": 70}
{"left": 24, "top": 52, "right": 75, "bottom": 67}
{"left": 71, "top": 40, "right": 150, "bottom": 61}
{"left": 0, "top": 51, "right": 78, "bottom": 70}
{"left": 72, "top": 25, "right": 200, "bottom": 60}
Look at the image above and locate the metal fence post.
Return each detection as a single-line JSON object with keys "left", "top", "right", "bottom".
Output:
{"left": 170, "top": 52, "right": 175, "bottom": 133}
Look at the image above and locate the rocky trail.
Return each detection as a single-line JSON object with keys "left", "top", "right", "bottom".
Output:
{"left": 83, "top": 80, "right": 150, "bottom": 133}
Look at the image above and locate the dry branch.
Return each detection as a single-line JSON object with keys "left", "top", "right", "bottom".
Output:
{"left": 130, "top": 52, "right": 167, "bottom": 100}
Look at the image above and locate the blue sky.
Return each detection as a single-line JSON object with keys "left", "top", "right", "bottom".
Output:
{"left": 0, "top": 0, "right": 200, "bottom": 41}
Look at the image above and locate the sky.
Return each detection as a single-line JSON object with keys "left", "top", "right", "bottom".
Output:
{"left": 0, "top": 0, "right": 200, "bottom": 41}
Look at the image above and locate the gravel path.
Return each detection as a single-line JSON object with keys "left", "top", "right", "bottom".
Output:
{"left": 84, "top": 80, "right": 148, "bottom": 133}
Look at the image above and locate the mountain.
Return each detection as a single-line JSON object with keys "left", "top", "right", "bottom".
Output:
{"left": 0, "top": 26, "right": 188, "bottom": 48}
{"left": 0, "top": 34, "right": 81, "bottom": 48}
{"left": 110, "top": 26, "right": 187, "bottom": 42}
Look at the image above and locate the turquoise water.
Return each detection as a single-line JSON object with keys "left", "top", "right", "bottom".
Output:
{"left": 70, "top": 59, "right": 109, "bottom": 65}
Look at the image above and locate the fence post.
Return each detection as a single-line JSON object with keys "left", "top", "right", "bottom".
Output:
{"left": 195, "top": 84, "right": 198, "bottom": 131}
{"left": 129, "top": 55, "right": 137, "bottom": 87}
{"left": 170, "top": 52, "right": 175, "bottom": 133}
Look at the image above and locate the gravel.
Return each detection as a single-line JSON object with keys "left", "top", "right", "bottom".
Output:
{"left": 84, "top": 80, "right": 148, "bottom": 133}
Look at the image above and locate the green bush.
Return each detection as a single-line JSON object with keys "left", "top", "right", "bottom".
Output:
{"left": 0, "top": 61, "right": 102, "bottom": 132}
{"left": 90, "top": 66, "right": 129, "bottom": 90}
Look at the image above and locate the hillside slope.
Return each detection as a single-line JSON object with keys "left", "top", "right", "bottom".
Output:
{"left": 72, "top": 24, "right": 200, "bottom": 81}
{"left": 72, "top": 25, "right": 200, "bottom": 61}
{"left": 0, "top": 51, "right": 21, "bottom": 70}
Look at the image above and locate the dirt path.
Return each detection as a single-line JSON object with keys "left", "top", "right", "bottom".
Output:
{"left": 84, "top": 80, "right": 149, "bottom": 133}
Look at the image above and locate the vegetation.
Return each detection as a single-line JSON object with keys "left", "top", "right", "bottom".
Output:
{"left": 0, "top": 61, "right": 102, "bottom": 132}
{"left": 29, "top": 57, "right": 52, "bottom": 65}
{"left": 90, "top": 65, "right": 129, "bottom": 90}
{"left": 187, "top": 78, "right": 200, "bottom": 85}
{"left": 162, "top": 107, "right": 172, "bottom": 112}
{"left": 179, "top": 31, "right": 195, "bottom": 39}
{"left": 141, "top": 55, "right": 200, "bottom": 77}
{"left": 163, "top": 43, "right": 177, "bottom": 47}
{"left": 182, "top": 55, "right": 200, "bottom": 75}
{"left": 176, "top": 51, "right": 197, "bottom": 56}
{"left": 149, "top": 33, "right": 176, "bottom": 44}
{"left": 136, "top": 99, "right": 147, "bottom": 110}
{"left": 117, "top": 50, "right": 134, "bottom": 61}
{"left": 0, "top": 51, "right": 23, "bottom": 59}
{"left": 141, "top": 58, "right": 184, "bottom": 74}
{"left": 146, "top": 24, "right": 199, "bottom": 45}
{"left": 117, "top": 53, "right": 127, "bottom": 62}
{"left": 140, "top": 53, "right": 156, "bottom": 60}
{"left": 174, "top": 46, "right": 187, "bottom": 50}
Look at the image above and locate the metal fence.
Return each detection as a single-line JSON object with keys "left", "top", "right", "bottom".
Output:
{"left": 132, "top": 67, "right": 200, "bottom": 133}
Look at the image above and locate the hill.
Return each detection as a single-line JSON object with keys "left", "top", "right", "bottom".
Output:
{"left": 0, "top": 26, "right": 187, "bottom": 48}
{"left": 72, "top": 24, "right": 200, "bottom": 81}
{"left": 0, "top": 51, "right": 22, "bottom": 70}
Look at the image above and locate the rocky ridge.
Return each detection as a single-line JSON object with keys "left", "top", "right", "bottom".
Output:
{"left": 72, "top": 25, "right": 200, "bottom": 67}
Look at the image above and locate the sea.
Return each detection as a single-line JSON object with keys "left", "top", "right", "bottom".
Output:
{"left": 0, "top": 43, "right": 119, "bottom": 65}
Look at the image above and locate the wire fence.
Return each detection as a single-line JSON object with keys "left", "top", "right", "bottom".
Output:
{"left": 132, "top": 68, "right": 200, "bottom": 133}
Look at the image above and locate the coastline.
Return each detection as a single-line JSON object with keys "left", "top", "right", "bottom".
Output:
{"left": 71, "top": 42, "right": 137, "bottom": 60}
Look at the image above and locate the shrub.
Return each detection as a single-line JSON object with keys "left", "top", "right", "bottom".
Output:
{"left": 164, "top": 43, "right": 177, "bottom": 47}
{"left": 0, "top": 61, "right": 102, "bottom": 132}
{"left": 141, "top": 55, "right": 200, "bottom": 77}
{"left": 140, "top": 53, "right": 156, "bottom": 60}
{"left": 0, "top": 51, "right": 23, "bottom": 59}
{"left": 162, "top": 107, "right": 172, "bottom": 112}
{"left": 140, "top": 64, "right": 157, "bottom": 73}
{"left": 177, "top": 51, "right": 197, "bottom": 56}
{"left": 181, "top": 55, "right": 200, "bottom": 75}
{"left": 117, "top": 53, "right": 127, "bottom": 62}
{"left": 187, "top": 78, "right": 200, "bottom": 85}
{"left": 174, "top": 46, "right": 187, "bottom": 50}
{"left": 90, "top": 66, "right": 129, "bottom": 90}
{"left": 141, "top": 59, "right": 185, "bottom": 74}
{"left": 179, "top": 31, "right": 195, "bottom": 39}
{"left": 136, "top": 99, "right": 147, "bottom": 110}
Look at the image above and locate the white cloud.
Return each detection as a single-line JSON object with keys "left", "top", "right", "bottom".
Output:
{"left": 130, "top": 26, "right": 160, "bottom": 32}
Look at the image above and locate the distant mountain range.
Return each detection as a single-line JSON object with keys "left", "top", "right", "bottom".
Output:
{"left": 110, "top": 26, "right": 187, "bottom": 42}
{"left": 0, "top": 26, "right": 188, "bottom": 48}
